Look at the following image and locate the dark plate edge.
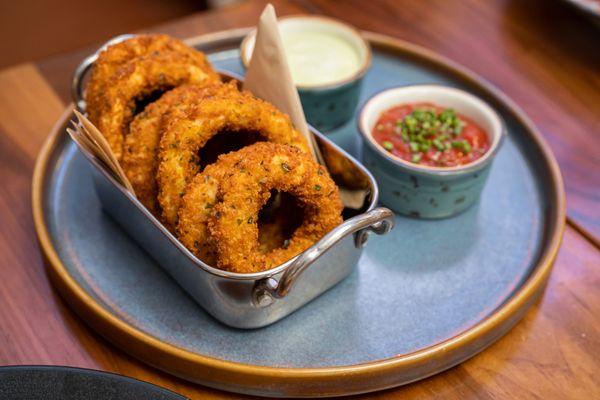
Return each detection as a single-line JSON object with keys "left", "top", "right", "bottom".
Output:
{"left": 0, "top": 365, "right": 186, "bottom": 399}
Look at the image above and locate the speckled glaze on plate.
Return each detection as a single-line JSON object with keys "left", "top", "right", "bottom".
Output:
{"left": 32, "top": 30, "right": 564, "bottom": 397}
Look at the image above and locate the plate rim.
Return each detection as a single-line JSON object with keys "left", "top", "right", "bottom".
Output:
{"left": 32, "top": 29, "right": 566, "bottom": 397}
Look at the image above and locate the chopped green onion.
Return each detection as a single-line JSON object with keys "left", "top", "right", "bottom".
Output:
{"left": 413, "top": 109, "right": 425, "bottom": 121}
{"left": 451, "top": 140, "right": 472, "bottom": 153}
{"left": 433, "top": 139, "right": 445, "bottom": 151}
{"left": 380, "top": 107, "right": 473, "bottom": 163}
{"left": 411, "top": 153, "right": 423, "bottom": 163}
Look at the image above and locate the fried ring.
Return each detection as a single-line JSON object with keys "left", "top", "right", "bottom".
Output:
{"left": 157, "top": 92, "right": 310, "bottom": 228}
{"left": 177, "top": 146, "right": 309, "bottom": 266}
{"left": 176, "top": 152, "right": 240, "bottom": 265}
{"left": 256, "top": 192, "right": 304, "bottom": 253}
{"left": 208, "top": 143, "right": 343, "bottom": 273}
{"left": 86, "top": 34, "right": 200, "bottom": 122}
{"left": 87, "top": 41, "right": 220, "bottom": 159}
{"left": 122, "top": 82, "right": 239, "bottom": 215}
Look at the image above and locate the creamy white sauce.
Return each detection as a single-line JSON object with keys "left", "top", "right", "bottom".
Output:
{"left": 280, "top": 31, "right": 361, "bottom": 86}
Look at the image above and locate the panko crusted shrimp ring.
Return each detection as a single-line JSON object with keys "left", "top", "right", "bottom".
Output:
{"left": 85, "top": 34, "right": 200, "bottom": 121}
{"left": 157, "top": 92, "right": 310, "bottom": 228}
{"left": 208, "top": 143, "right": 343, "bottom": 273}
{"left": 122, "top": 82, "right": 239, "bottom": 215}
{"left": 88, "top": 46, "right": 220, "bottom": 159}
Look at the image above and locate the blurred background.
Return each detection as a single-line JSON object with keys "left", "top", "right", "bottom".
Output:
{"left": 0, "top": 1, "right": 597, "bottom": 231}
{"left": 0, "top": 0, "right": 242, "bottom": 68}
{"left": 0, "top": 0, "right": 598, "bottom": 70}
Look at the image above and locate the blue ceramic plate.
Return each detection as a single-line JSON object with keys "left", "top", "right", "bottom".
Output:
{"left": 0, "top": 366, "right": 185, "bottom": 399}
{"left": 33, "top": 31, "right": 564, "bottom": 397}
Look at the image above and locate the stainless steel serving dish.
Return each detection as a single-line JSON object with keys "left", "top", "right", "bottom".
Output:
{"left": 71, "top": 35, "right": 394, "bottom": 328}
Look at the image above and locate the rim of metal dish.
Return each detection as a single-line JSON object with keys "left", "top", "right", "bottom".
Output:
{"left": 32, "top": 29, "right": 565, "bottom": 397}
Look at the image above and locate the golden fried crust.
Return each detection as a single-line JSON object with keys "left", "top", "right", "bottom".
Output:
{"left": 176, "top": 150, "right": 246, "bottom": 266}
{"left": 157, "top": 92, "right": 310, "bottom": 228}
{"left": 177, "top": 148, "right": 296, "bottom": 266}
{"left": 321, "top": 141, "right": 370, "bottom": 190}
{"left": 85, "top": 34, "right": 220, "bottom": 159}
{"left": 92, "top": 51, "right": 220, "bottom": 160}
{"left": 122, "top": 82, "right": 239, "bottom": 216}
{"left": 86, "top": 34, "right": 197, "bottom": 121}
{"left": 257, "top": 210, "right": 292, "bottom": 254}
{"left": 207, "top": 143, "right": 343, "bottom": 273}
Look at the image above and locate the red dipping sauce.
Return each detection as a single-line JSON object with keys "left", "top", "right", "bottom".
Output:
{"left": 372, "top": 102, "right": 490, "bottom": 168}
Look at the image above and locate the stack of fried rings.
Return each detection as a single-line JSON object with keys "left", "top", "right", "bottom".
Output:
{"left": 178, "top": 143, "right": 343, "bottom": 273}
{"left": 85, "top": 34, "right": 221, "bottom": 160}
{"left": 85, "top": 34, "right": 343, "bottom": 273}
{"left": 122, "top": 82, "right": 240, "bottom": 215}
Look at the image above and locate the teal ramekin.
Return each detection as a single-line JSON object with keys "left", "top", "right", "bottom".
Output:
{"left": 241, "top": 15, "right": 372, "bottom": 131}
{"left": 358, "top": 85, "right": 505, "bottom": 219}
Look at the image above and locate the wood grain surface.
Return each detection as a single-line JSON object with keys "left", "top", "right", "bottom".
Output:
{"left": 0, "top": 0, "right": 598, "bottom": 398}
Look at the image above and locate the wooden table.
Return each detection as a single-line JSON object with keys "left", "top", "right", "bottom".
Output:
{"left": 0, "top": 0, "right": 598, "bottom": 398}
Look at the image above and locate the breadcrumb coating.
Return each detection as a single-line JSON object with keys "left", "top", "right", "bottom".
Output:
{"left": 157, "top": 91, "right": 309, "bottom": 228}
{"left": 85, "top": 34, "right": 220, "bottom": 159}
{"left": 122, "top": 82, "right": 238, "bottom": 215}
{"left": 206, "top": 143, "right": 343, "bottom": 273}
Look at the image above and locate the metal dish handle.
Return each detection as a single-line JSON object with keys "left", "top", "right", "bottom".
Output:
{"left": 71, "top": 34, "right": 136, "bottom": 111}
{"left": 253, "top": 207, "right": 395, "bottom": 307}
